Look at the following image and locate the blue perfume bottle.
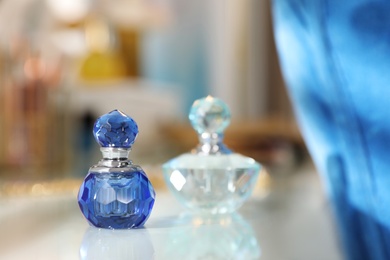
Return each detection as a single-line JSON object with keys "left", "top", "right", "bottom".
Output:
{"left": 78, "top": 110, "right": 155, "bottom": 229}
{"left": 163, "top": 96, "right": 262, "bottom": 214}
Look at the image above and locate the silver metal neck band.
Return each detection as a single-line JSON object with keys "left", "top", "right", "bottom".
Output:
{"left": 193, "top": 132, "right": 232, "bottom": 155}
{"left": 100, "top": 147, "right": 131, "bottom": 159}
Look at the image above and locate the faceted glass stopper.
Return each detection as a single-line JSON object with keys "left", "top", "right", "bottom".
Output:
{"left": 93, "top": 109, "right": 138, "bottom": 148}
{"left": 189, "top": 96, "right": 231, "bottom": 134}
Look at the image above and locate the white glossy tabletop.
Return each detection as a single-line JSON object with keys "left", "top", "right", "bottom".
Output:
{"left": 0, "top": 164, "right": 342, "bottom": 260}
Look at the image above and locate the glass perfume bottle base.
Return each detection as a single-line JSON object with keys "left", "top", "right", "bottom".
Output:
{"left": 78, "top": 170, "right": 155, "bottom": 229}
{"left": 163, "top": 153, "right": 260, "bottom": 214}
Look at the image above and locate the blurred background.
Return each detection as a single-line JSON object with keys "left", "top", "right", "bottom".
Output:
{"left": 0, "top": 0, "right": 305, "bottom": 188}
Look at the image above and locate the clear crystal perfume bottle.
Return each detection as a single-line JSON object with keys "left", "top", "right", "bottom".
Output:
{"left": 78, "top": 110, "right": 155, "bottom": 229}
{"left": 162, "top": 96, "right": 262, "bottom": 214}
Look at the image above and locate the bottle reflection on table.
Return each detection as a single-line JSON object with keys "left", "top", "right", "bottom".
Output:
{"left": 162, "top": 212, "right": 261, "bottom": 260}
{"left": 80, "top": 212, "right": 260, "bottom": 260}
{"left": 80, "top": 227, "right": 154, "bottom": 260}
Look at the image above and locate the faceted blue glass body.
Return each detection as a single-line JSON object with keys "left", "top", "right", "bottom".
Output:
{"left": 93, "top": 110, "right": 138, "bottom": 148}
{"left": 78, "top": 168, "right": 155, "bottom": 229}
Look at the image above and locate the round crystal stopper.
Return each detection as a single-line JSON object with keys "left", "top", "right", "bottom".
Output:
{"left": 189, "top": 96, "right": 231, "bottom": 134}
{"left": 93, "top": 110, "right": 138, "bottom": 148}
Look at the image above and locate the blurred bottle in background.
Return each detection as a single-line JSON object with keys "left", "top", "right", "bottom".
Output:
{"left": 0, "top": 0, "right": 183, "bottom": 179}
{"left": 0, "top": 0, "right": 301, "bottom": 182}
{"left": 272, "top": 0, "right": 390, "bottom": 259}
{"left": 0, "top": 36, "right": 66, "bottom": 179}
